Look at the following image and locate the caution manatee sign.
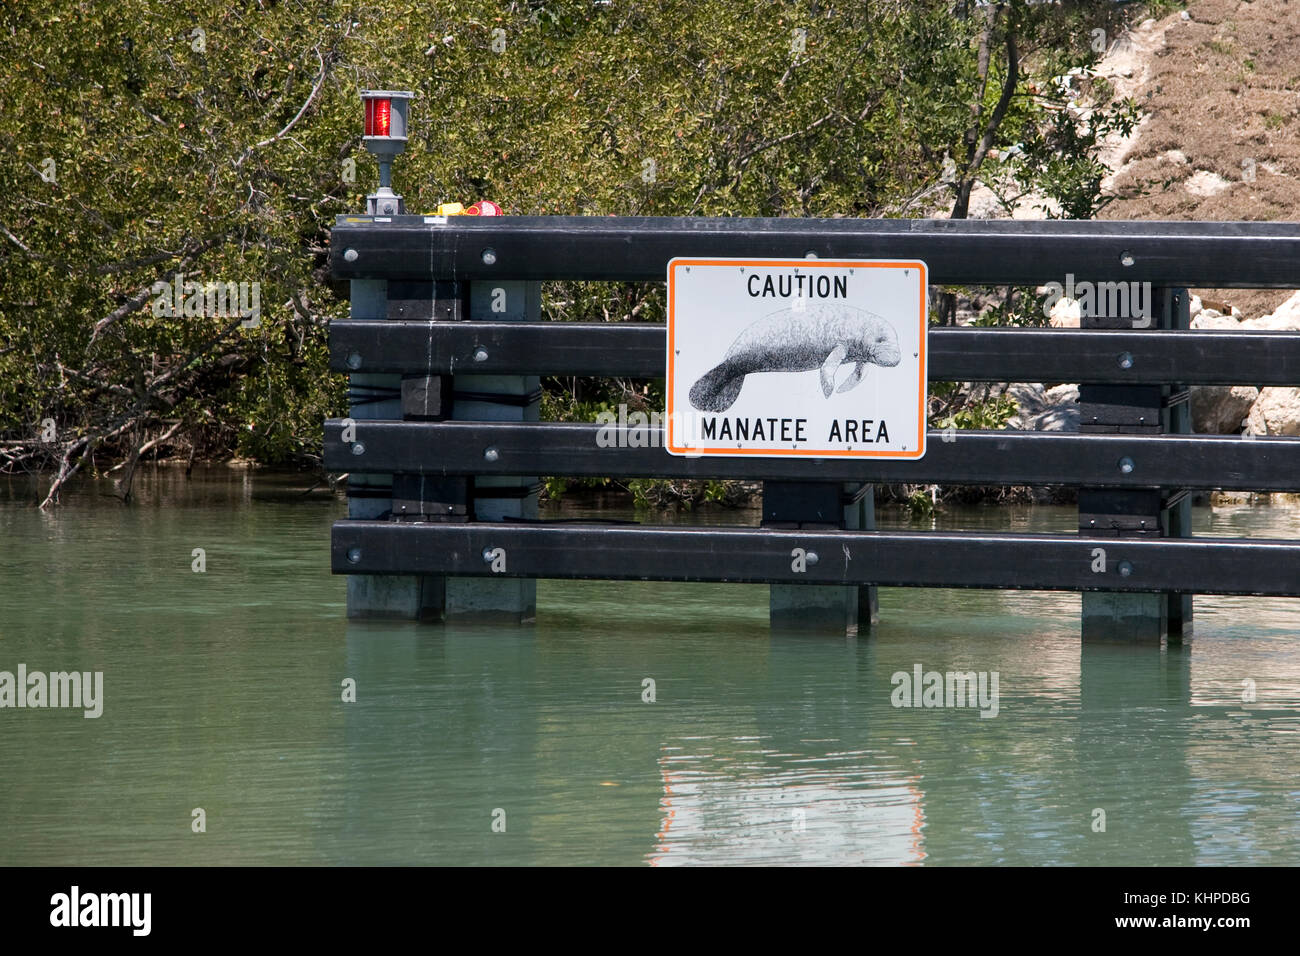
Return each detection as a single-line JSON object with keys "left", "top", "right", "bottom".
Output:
{"left": 665, "top": 257, "right": 928, "bottom": 458}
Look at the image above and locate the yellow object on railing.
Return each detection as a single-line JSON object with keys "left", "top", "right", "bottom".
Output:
{"left": 432, "top": 201, "right": 503, "bottom": 216}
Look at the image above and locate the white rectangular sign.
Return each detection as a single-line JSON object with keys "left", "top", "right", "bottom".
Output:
{"left": 666, "top": 257, "right": 928, "bottom": 458}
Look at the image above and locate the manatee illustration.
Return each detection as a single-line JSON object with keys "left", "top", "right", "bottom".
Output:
{"left": 688, "top": 304, "right": 902, "bottom": 413}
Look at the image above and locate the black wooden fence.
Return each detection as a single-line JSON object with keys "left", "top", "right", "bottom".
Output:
{"left": 325, "top": 216, "right": 1300, "bottom": 640}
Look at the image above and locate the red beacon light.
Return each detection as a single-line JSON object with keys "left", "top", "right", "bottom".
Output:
{"left": 359, "top": 89, "right": 413, "bottom": 215}
{"left": 363, "top": 96, "right": 391, "bottom": 137}
{"left": 360, "top": 89, "right": 410, "bottom": 143}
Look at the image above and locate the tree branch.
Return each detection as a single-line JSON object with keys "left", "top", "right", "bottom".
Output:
{"left": 234, "top": 47, "right": 327, "bottom": 169}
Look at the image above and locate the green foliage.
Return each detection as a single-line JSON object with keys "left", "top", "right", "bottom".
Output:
{"left": 907, "top": 487, "right": 937, "bottom": 520}
{"left": 1014, "top": 96, "right": 1141, "bottom": 219}
{"left": 968, "top": 285, "right": 1051, "bottom": 327}
{"left": 929, "top": 379, "right": 1019, "bottom": 433}
{"left": 0, "top": 0, "right": 356, "bottom": 484}
{"left": 0, "top": 0, "right": 1149, "bottom": 504}
{"left": 624, "top": 477, "right": 752, "bottom": 511}
{"left": 936, "top": 392, "right": 1019, "bottom": 431}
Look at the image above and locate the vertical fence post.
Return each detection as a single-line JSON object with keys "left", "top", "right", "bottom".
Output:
{"left": 764, "top": 480, "right": 874, "bottom": 634}
{"left": 389, "top": 279, "right": 472, "bottom": 620}
{"left": 1077, "top": 286, "right": 1169, "bottom": 643}
{"left": 438, "top": 280, "right": 541, "bottom": 623}
{"left": 846, "top": 482, "right": 880, "bottom": 630}
{"left": 345, "top": 276, "right": 444, "bottom": 618}
{"left": 1161, "top": 286, "right": 1194, "bottom": 641}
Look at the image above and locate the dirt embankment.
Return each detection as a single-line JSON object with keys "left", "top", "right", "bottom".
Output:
{"left": 1101, "top": 0, "right": 1300, "bottom": 318}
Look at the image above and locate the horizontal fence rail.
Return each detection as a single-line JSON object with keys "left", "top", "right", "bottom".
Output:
{"left": 324, "top": 421, "right": 1300, "bottom": 491}
{"left": 332, "top": 522, "right": 1300, "bottom": 596}
{"left": 331, "top": 321, "right": 1300, "bottom": 385}
{"left": 330, "top": 216, "right": 1300, "bottom": 286}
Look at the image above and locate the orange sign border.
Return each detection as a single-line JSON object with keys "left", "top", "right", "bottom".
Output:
{"left": 665, "top": 257, "right": 929, "bottom": 459}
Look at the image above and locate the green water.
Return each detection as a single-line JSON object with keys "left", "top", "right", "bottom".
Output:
{"left": 1, "top": 468, "right": 1298, "bottom": 865}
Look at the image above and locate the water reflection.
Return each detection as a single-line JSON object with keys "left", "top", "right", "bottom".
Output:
{"left": 0, "top": 468, "right": 1298, "bottom": 864}
{"left": 322, "top": 583, "right": 1300, "bottom": 866}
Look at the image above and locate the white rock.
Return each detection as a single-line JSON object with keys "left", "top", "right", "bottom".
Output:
{"left": 1242, "top": 290, "right": 1300, "bottom": 331}
{"left": 1005, "top": 382, "right": 1044, "bottom": 415}
{"left": 1006, "top": 382, "right": 1079, "bottom": 432}
{"left": 1184, "top": 170, "right": 1232, "bottom": 196}
{"left": 1160, "top": 149, "right": 1189, "bottom": 166}
{"left": 1246, "top": 388, "right": 1300, "bottom": 436}
{"left": 1049, "top": 296, "right": 1081, "bottom": 328}
{"left": 1190, "top": 310, "right": 1239, "bottom": 330}
{"left": 1045, "top": 383, "right": 1080, "bottom": 405}
{"left": 1191, "top": 385, "right": 1259, "bottom": 434}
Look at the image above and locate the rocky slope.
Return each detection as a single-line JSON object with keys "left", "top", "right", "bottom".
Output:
{"left": 1009, "top": 0, "right": 1300, "bottom": 438}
